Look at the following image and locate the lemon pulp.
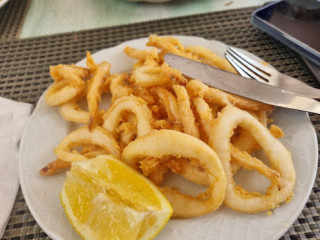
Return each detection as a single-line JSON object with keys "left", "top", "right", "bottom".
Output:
{"left": 60, "top": 155, "right": 173, "bottom": 240}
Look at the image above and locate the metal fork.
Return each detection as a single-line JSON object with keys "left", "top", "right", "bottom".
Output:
{"left": 225, "top": 47, "right": 320, "bottom": 99}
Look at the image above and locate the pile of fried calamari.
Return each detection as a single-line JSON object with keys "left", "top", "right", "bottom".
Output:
{"left": 40, "top": 35, "right": 296, "bottom": 217}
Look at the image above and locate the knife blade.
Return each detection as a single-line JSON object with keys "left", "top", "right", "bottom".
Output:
{"left": 164, "top": 53, "right": 320, "bottom": 114}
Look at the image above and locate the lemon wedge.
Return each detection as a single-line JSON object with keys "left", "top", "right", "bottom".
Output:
{"left": 60, "top": 155, "right": 173, "bottom": 240}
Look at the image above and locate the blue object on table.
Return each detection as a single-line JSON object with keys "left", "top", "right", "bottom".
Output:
{"left": 251, "top": 1, "right": 320, "bottom": 68}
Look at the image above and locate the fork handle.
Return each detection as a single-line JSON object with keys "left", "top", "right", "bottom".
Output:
{"left": 277, "top": 74, "right": 320, "bottom": 99}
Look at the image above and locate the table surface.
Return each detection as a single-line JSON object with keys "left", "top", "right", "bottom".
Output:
{"left": 1, "top": 0, "right": 320, "bottom": 239}
{"left": 20, "top": 0, "right": 271, "bottom": 38}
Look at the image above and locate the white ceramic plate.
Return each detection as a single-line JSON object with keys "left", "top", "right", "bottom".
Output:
{"left": 19, "top": 36, "right": 318, "bottom": 240}
{"left": 0, "top": 0, "right": 10, "bottom": 8}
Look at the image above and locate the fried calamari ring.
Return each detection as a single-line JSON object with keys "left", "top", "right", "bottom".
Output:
{"left": 122, "top": 129, "right": 226, "bottom": 218}
{"left": 139, "top": 156, "right": 205, "bottom": 187}
{"left": 186, "top": 80, "right": 273, "bottom": 111}
{"left": 59, "top": 101, "right": 90, "bottom": 124}
{"left": 58, "top": 90, "right": 90, "bottom": 124}
{"left": 131, "top": 83, "right": 156, "bottom": 106}
{"left": 160, "top": 63, "right": 188, "bottom": 85}
{"left": 109, "top": 73, "right": 133, "bottom": 102}
{"left": 46, "top": 80, "right": 85, "bottom": 106}
{"left": 186, "top": 79, "right": 228, "bottom": 107}
{"left": 86, "top": 52, "right": 111, "bottom": 129}
{"left": 131, "top": 65, "right": 170, "bottom": 87}
{"left": 192, "top": 97, "right": 215, "bottom": 143}
{"left": 80, "top": 144, "right": 109, "bottom": 158}
{"left": 139, "top": 156, "right": 179, "bottom": 186}
{"left": 54, "top": 126, "right": 120, "bottom": 162}
{"left": 58, "top": 90, "right": 105, "bottom": 125}
{"left": 45, "top": 65, "right": 89, "bottom": 106}
{"left": 116, "top": 114, "right": 138, "bottom": 148}
{"left": 124, "top": 46, "right": 158, "bottom": 61}
{"left": 186, "top": 46, "right": 237, "bottom": 74}
{"left": 192, "top": 97, "right": 270, "bottom": 181}
{"left": 151, "top": 87, "right": 181, "bottom": 126}
{"left": 147, "top": 35, "right": 185, "bottom": 55}
{"left": 50, "top": 64, "right": 89, "bottom": 86}
{"left": 209, "top": 106, "right": 295, "bottom": 213}
{"left": 173, "top": 84, "right": 200, "bottom": 138}
{"left": 146, "top": 34, "right": 197, "bottom": 62}
{"left": 102, "top": 96, "right": 153, "bottom": 138}
{"left": 124, "top": 46, "right": 160, "bottom": 68}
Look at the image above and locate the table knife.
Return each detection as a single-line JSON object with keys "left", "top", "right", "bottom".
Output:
{"left": 164, "top": 53, "right": 320, "bottom": 114}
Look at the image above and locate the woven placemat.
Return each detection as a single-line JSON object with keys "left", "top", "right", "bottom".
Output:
{"left": 0, "top": 0, "right": 31, "bottom": 40}
{"left": 1, "top": 6, "right": 320, "bottom": 240}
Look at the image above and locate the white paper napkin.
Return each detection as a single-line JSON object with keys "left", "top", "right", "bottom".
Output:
{"left": 0, "top": 97, "right": 32, "bottom": 238}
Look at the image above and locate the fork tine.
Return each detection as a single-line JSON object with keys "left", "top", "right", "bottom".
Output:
{"left": 228, "top": 47, "right": 272, "bottom": 76}
{"left": 225, "top": 51, "right": 268, "bottom": 83}
{"left": 225, "top": 54, "right": 251, "bottom": 79}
